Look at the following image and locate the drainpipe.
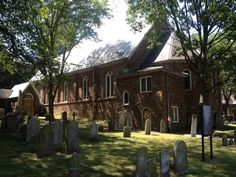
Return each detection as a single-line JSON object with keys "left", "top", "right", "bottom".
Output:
{"left": 92, "top": 67, "right": 96, "bottom": 120}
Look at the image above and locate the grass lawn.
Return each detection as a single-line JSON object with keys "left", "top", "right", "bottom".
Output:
{"left": 0, "top": 124, "right": 236, "bottom": 177}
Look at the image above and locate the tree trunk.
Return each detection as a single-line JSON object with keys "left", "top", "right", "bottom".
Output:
{"left": 48, "top": 81, "right": 55, "bottom": 119}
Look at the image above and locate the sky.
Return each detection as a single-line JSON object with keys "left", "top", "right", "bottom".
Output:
{"left": 66, "top": 0, "right": 150, "bottom": 67}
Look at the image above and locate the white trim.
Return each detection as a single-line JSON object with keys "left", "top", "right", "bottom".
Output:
{"left": 171, "top": 106, "right": 179, "bottom": 123}
{"left": 105, "top": 71, "right": 114, "bottom": 98}
{"left": 182, "top": 69, "right": 192, "bottom": 90}
{"left": 123, "top": 91, "right": 129, "bottom": 105}
{"left": 140, "top": 76, "right": 152, "bottom": 93}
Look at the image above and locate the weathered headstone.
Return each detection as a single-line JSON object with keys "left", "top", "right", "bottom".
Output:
{"left": 191, "top": 114, "right": 197, "bottom": 137}
{"left": 234, "top": 129, "right": 236, "bottom": 145}
{"left": 174, "top": 140, "right": 188, "bottom": 176}
{"left": 145, "top": 119, "right": 151, "bottom": 135}
{"left": 229, "top": 138, "right": 234, "bottom": 145}
{"left": 66, "top": 120, "right": 79, "bottom": 153}
{"left": 26, "top": 117, "right": 40, "bottom": 144}
{"left": 160, "top": 119, "right": 167, "bottom": 133}
{"left": 5, "top": 113, "right": 19, "bottom": 132}
{"left": 90, "top": 121, "right": 98, "bottom": 140}
{"left": 136, "top": 147, "right": 148, "bottom": 177}
{"left": 147, "top": 157, "right": 158, "bottom": 177}
{"left": 53, "top": 120, "right": 63, "bottom": 145}
{"left": 222, "top": 135, "right": 228, "bottom": 146}
{"left": 123, "top": 126, "right": 131, "bottom": 138}
{"left": 126, "top": 111, "right": 133, "bottom": 128}
{"left": 37, "top": 125, "right": 54, "bottom": 158}
{"left": 68, "top": 152, "right": 80, "bottom": 177}
{"left": 117, "top": 111, "right": 126, "bottom": 130}
{"left": 160, "top": 151, "right": 170, "bottom": 177}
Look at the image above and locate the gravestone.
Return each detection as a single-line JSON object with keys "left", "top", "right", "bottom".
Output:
{"left": 222, "top": 135, "right": 228, "bottom": 146}
{"left": 174, "top": 140, "right": 188, "bottom": 176}
{"left": 136, "top": 147, "right": 148, "bottom": 177}
{"left": 26, "top": 117, "right": 40, "bottom": 144}
{"left": 90, "top": 121, "right": 98, "bottom": 140}
{"left": 62, "top": 111, "right": 68, "bottom": 124}
{"left": 126, "top": 111, "right": 133, "bottom": 128}
{"left": 123, "top": 126, "right": 131, "bottom": 138}
{"left": 37, "top": 125, "right": 54, "bottom": 158}
{"left": 228, "top": 138, "right": 234, "bottom": 145}
{"left": 147, "top": 157, "right": 158, "bottom": 177}
{"left": 68, "top": 152, "right": 80, "bottom": 177}
{"left": 5, "top": 113, "right": 19, "bottom": 132}
{"left": 145, "top": 119, "right": 151, "bottom": 135}
{"left": 160, "top": 119, "right": 167, "bottom": 133}
{"left": 66, "top": 120, "right": 79, "bottom": 153}
{"left": 160, "top": 151, "right": 170, "bottom": 177}
{"left": 234, "top": 129, "right": 236, "bottom": 145}
{"left": 53, "top": 120, "right": 63, "bottom": 145}
{"left": 191, "top": 114, "right": 197, "bottom": 137}
{"left": 117, "top": 111, "right": 126, "bottom": 130}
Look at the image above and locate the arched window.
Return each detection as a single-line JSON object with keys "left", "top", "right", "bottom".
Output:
{"left": 63, "top": 82, "right": 68, "bottom": 101}
{"left": 83, "top": 77, "right": 89, "bottom": 100}
{"left": 106, "top": 72, "right": 114, "bottom": 97}
{"left": 183, "top": 69, "right": 192, "bottom": 90}
{"left": 123, "top": 91, "right": 129, "bottom": 105}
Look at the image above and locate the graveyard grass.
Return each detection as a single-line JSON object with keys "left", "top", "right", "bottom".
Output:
{"left": 0, "top": 123, "right": 236, "bottom": 177}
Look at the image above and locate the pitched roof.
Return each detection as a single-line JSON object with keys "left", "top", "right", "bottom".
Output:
{"left": 10, "top": 82, "right": 29, "bottom": 98}
{"left": 0, "top": 89, "right": 12, "bottom": 99}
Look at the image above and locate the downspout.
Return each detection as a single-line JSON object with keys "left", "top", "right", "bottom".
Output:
{"left": 92, "top": 67, "right": 96, "bottom": 120}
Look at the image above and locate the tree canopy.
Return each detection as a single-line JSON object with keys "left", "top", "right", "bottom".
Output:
{"left": 127, "top": 0, "right": 236, "bottom": 103}
{"left": 0, "top": 0, "right": 109, "bottom": 116}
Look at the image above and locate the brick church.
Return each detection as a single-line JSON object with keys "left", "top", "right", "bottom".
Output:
{"left": 34, "top": 28, "right": 221, "bottom": 132}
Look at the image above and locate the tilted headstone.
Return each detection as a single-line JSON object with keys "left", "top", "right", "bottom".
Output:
{"left": 234, "top": 129, "right": 236, "bottom": 145}
{"left": 147, "top": 157, "right": 158, "bottom": 177}
{"left": 222, "top": 135, "right": 228, "bottom": 146}
{"left": 126, "top": 111, "right": 133, "bottom": 128}
{"left": 160, "top": 151, "right": 170, "bottom": 177}
{"left": 53, "top": 120, "right": 63, "bottom": 145}
{"left": 66, "top": 120, "right": 79, "bottom": 153}
{"left": 123, "top": 126, "right": 131, "bottom": 138}
{"left": 117, "top": 111, "right": 126, "bottom": 130}
{"left": 191, "top": 114, "right": 197, "bottom": 137}
{"left": 37, "top": 124, "right": 54, "bottom": 158}
{"left": 26, "top": 117, "right": 40, "bottom": 144}
{"left": 136, "top": 147, "right": 148, "bottom": 177}
{"left": 68, "top": 152, "right": 80, "bottom": 177}
{"left": 90, "top": 121, "right": 98, "bottom": 140}
{"left": 160, "top": 119, "right": 167, "bottom": 133}
{"left": 174, "top": 140, "right": 188, "bottom": 176}
{"left": 145, "top": 119, "right": 151, "bottom": 135}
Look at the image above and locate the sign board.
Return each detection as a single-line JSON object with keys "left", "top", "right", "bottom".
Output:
{"left": 203, "top": 105, "right": 212, "bottom": 136}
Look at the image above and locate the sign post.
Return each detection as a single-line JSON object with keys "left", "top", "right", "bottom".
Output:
{"left": 201, "top": 104, "right": 213, "bottom": 162}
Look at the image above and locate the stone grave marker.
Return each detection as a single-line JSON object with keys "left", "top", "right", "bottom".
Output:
{"left": 126, "top": 111, "right": 132, "bottom": 128}
{"left": 68, "top": 152, "right": 80, "bottom": 177}
{"left": 117, "top": 111, "right": 126, "bottom": 130}
{"left": 53, "top": 120, "right": 63, "bottom": 145}
{"left": 90, "top": 121, "right": 98, "bottom": 140}
{"left": 222, "top": 135, "right": 228, "bottom": 146}
{"left": 174, "top": 140, "right": 188, "bottom": 176}
{"left": 191, "top": 114, "right": 197, "bottom": 137}
{"left": 37, "top": 124, "right": 54, "bottom": 158}
{"left": 147, "top": 157, "right": 158, "bottom": 177}
{"left": 160, "top": 151, "right": 170, "bottom": 177}
{"left": 145, "top": 119, "right": 151, "bottom": 135}
{"left": 229, "top": 138, "right": 234, "bottom": 145}
{"left": 160, "top": 119, "right": 167, "bottom": 133}
{"left": 66, "top": 120, "right": 79, "bottom": 153}
{"left": 136, "top": 147, "right": 148, "bottom": 177}
{"left": 123, "top": 126, "right": 131, "bottom": 138}
{"left": 26, "top": 117, "right": 40, "bottom": 144}
{"left": 5, "top": 113, "right": 19, "bottom": 132}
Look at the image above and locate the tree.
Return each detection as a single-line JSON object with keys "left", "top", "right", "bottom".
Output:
{"left": 127, "top": 0, "right": 236, "bottom": 104}
{"left": 0, "top": 0, "right": 109, "bottom": 117}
